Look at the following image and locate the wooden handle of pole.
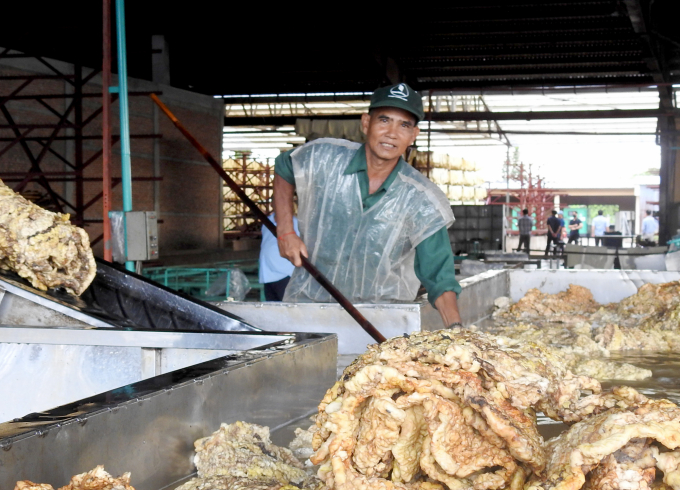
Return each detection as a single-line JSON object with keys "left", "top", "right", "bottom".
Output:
{"left": 149, "top": 94, "right": 386, "bottom": 343}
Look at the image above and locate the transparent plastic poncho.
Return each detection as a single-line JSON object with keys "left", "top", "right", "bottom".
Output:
{"left": 283, "top": 138, "right": 454, "bottom": 304}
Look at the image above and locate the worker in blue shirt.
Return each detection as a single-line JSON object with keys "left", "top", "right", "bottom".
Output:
{"left": 259, "top": 212, "right": 299, "bottom": 301}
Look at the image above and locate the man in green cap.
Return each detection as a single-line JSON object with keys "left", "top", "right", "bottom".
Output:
{"left": 273, "top": 82, "right": 462, "bottom": 328}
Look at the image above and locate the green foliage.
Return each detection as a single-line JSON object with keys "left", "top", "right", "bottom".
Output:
{"left": 637, "top": 167, "right": 660, "bottom": 176}
{"left": 587, "top": 204, "right": 619, "bottom": 221}
{"left": 569, "top": 204, "right": 619, "bottom": 222}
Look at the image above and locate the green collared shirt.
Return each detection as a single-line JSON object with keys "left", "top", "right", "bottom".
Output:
{"left": 274, "top": 143, "right": 461, "bottom": 306}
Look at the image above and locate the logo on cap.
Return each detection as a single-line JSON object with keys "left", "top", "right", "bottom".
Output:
{"left": 388, "top": 84, "right": 409, "bottom": 101}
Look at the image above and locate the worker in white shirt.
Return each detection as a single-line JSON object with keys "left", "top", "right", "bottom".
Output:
{"left": 591, "top": 210, "right": 609, "bottom": 246}
{"left": 641, "top": 210, "right": 659, "bottom": 245}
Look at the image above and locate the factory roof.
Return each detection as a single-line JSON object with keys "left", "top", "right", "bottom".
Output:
{"left": 1, "top": 1, "right": 679, "bottom": 95}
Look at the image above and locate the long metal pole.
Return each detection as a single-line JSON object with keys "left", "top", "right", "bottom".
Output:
{"left": 115, "top": 0, "right": 134, "bottom": 271}
{"left": 102, "top": 0, "right": 112, "bottom": 261}
{"left": 149, "top": 94, "right": 386, "bottom": 343}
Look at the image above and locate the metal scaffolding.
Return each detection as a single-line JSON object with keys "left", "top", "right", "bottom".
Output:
{"left": 0, "top": 48, "right": 161, "bottom": 248}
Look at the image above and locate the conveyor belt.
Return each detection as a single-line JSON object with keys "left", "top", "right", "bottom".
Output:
{"left": 0, "top": 258, "right": 338, "bottom": 490}
{"left": 0, "top": 331, "right": 338, "bottom": 490}
{"left": 0, "top": 258, "right": 258, "bottom": 331}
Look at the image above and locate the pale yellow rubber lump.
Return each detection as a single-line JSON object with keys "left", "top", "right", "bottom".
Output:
{"left": 0, "top": 179, "right": 96, "bottom": 295}
{"left": 566, "top": 386, "right": 653, "bottom": 423}
{"left": 653, "top": 449, "right": 680, "bottom": 490}
{"left": 175, "top": 475, "right": 324, "bottom": 490}
{"left": 193, "top": 421, "right": 306, "bottom": 484}
{"left": 56, "top": 466, "right": 134, "bottom": 490}
{"left": 386, "top": 361, "right": 545, "bottom": 472}
{"left": 14, "top": 483, "right": 54, "bottom": 490}
{"left": 592, "top": 281, "right": 680, "bottom": 329}
{"left": 525, "top": 398, "right": 680, "bottom": 490}
{"left": 14, "top": 467, "right": 133, "bottom": 490}
{"left": 494, "top": 281, "right": 680, "bottom": 355}
{"left": 595, "top": 324, "right": 680, "bottom": 352}
{"left": 483, "top": 319, "right": 653, "bottom": 382}
{"left": 581, "top": 441, "right": 656, "bottom": 490}
{"left": 417, "top": 392, "right": 519, "bottom": 488}
{"left": 343, "top": 329, "right": 601, "bottom": 419}
{"left": 391, "top": 405, "right": 427, "bottom": 483}
{"left": 573, "top": 359, "right": 652, "bottom": 381}
{"left": 353, "top": 397, "right": 405, "bottom": 477}
{"left": 497, "top": 285, "right": 600, "bottom": 324}
{"left": 312, "top": 329, "right": 605, "bottom": 490}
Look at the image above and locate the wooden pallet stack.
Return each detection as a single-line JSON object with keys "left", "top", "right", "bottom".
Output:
{"left": 412, "top": 151, "right": 487, "bottom": 203}
{"left": 222, "top": 154, "right": 274, "bottom": 235}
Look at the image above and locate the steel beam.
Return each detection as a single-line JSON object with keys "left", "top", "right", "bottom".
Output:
{"left": 402, "top": 53, "right": 645, "bottom": 68}
{"left": 224, "top": 109, "right": 672, "bottom": 126}
{"left": 0, "top": 104, "right": 69, "bottom": 212}
{"left": 415, "top": 68, "right": 647, "bottom": 82}
{"left": 33, "top": 141, "right": 75, "bottom": 169}
{"left": 0, "top": 79, "right": 33, "bottom": 106}
{"left": 0, "top": 134, "right": 161, "bottom": 142}
{"left": 407, "top": 39, "right": 643, "bottom": 56}
{"left": 0, "top": 177, "right": 162, "bottom": 183}
{"left": 219, "top": 84, "right": 665, "bottom": 104}
{"left": 1, "top": 91, "right": 158, "bottom": 101}
{"left": 0, "top": 128, "right": 34, "bottom": 159}
{"left": 75, "top": 64, "right": 84, "bottom": 224}
{"left": 418, "top": 76, "right": 659, "bottom": 90}
{"left": 0, "top": 74, "right": 75, "bottom": 81}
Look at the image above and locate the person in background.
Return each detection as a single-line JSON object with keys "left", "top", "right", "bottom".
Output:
{"left": 259, "top": 212, "right": 299, "bottom": 301}
{"left": 603, "top": 225, "right": 623, "bottom": 248}
{"left": 603, "top": 225, "right": 624, "bottom": 268}
{"left": 544, "top": 210, "right": 563, "bottom": 256}
{"left": 591, "top": 210, "right": 609, "bottom": 246}
{"left": 568, "top": 211, "right": 583, "bottom": 244}
{"left": 516, "top": 208, "right": 533, "bottom": 254}
{"left": 641, "top": 210, "right": 659, "bottom": 245}
{"left": 558, "top": 213, "right": 567, "bottom": 241}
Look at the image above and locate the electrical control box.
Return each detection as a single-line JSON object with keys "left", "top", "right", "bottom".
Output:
{"left": 110, "top": 211, "right": 159, "bottom": 263}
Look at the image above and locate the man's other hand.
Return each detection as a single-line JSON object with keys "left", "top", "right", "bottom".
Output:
{"left": 278, "top": 233, "right": 308, "bottom": 267}
{"left": 434, "top": 291, "right": 462, "bottom": 327}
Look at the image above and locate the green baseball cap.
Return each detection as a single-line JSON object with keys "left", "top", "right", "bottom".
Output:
{"left": 368, "top": 83, "right": 424, "bottom": 123}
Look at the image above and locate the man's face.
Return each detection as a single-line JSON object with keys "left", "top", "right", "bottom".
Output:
{"left": 361, "top": 107, "right": 420, "bottom": 163}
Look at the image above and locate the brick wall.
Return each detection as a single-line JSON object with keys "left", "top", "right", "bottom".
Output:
{"left": 0, "top": 52, "right": 224, "bottom": 258}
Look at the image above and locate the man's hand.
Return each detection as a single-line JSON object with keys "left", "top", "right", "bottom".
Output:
{"left": 434, "top": 291, "right": 462, "bottom": 327}
{"left": 278, "top": 233, "right": 308, "bottom": 267}
{"left": 273, "top": 173, "right": 306, "bottom": 265}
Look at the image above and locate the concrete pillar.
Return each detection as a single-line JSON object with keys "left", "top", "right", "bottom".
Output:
{"left": 658, "top": 116, "right": 680, "bottom": 242}
{"left": 634, "top": 184, "right": 641, "bottom": 235}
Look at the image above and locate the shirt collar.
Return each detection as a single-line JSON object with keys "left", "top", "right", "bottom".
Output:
{"left": 344, "top": 143, "right": 405, "bottom": 192}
